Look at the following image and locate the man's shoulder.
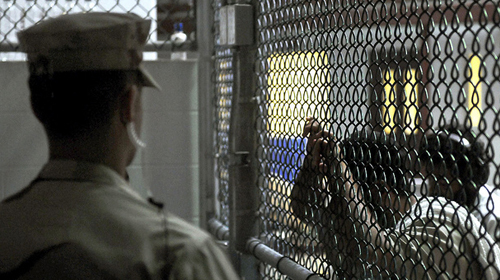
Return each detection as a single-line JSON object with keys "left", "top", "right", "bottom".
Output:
{"left": 163, "top": 214, "right": 239, "bottom": 280}
{"left": 164, "top": 213, "right": 214, "bottom": 247}
{"left": 163, "top": 213, "right": 230, "bottom": 264}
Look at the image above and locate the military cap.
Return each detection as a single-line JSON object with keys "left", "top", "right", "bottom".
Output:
{"left": 17, "top": 12, "right": 160, "bottom": 89}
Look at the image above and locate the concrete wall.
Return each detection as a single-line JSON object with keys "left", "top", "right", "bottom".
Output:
{"left": 0, "top": 59, "right": 201, "bottom": 225}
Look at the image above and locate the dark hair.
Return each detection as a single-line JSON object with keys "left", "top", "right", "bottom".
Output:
{"left": 340, "top": 129, "right": 409, "bottom": 227}
{"left": 341, "top": 129, "right": 409, "bottom": 192}
{"left": 419, "top": 125, "right": 489, "bottom": 207}
{"left": 29, "top": 70, "right": 139, "bottom": 139}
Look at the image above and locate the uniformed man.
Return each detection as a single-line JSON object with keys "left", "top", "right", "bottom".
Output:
{"left": 0, "top": 12, "right": 239, "bottom": 280}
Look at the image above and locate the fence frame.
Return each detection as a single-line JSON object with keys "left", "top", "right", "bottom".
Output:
{"left": 207, "top": 1, "right": 330, "bottom": 279}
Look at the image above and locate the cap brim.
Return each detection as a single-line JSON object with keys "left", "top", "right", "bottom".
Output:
{"left": 138, "top": 64, "right": 161, "bottom": 90}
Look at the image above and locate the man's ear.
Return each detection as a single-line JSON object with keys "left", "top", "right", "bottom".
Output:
{"left": 120, "top": 84, "right": 140, "bottom": 124}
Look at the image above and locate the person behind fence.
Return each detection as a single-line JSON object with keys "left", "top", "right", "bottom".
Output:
{"left": 0, "top": 12, "right": 239, "bottom": 279}
{"left": 420, "top": 125, "right": 500, "bottom": 244}
{"left": 290, "top": 117, "right": 500, "bottom": 279}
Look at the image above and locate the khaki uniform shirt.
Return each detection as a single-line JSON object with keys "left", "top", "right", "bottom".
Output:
{"left": 0, "top": 160, "right": 239, "bottom": 280}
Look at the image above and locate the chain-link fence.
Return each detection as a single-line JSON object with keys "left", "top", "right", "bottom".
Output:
{"left": 0, "top": 0, "right": 196, "bottom": 59}
{"left": 4, "top": 0, "right": 500, "bottom": 278}
{"left": 213, "top": 0, "right": 500, "bottom": 279}
{"left": 213, "top": 45, "right": 234, "bottom": 226}
{"left": 212, "top": 0, "right": 233, "bottom": 226}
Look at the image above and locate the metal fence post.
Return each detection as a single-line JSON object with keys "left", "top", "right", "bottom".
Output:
{"left": 228, "top": 43, "right": 259, "bottom": 278}
{"left": 198, "top": 0, "right": 216, "bottom": 231}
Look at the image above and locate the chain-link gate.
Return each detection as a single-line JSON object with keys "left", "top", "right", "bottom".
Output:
{"left": 212, "top": 0, "right": 500, "bottom": 279}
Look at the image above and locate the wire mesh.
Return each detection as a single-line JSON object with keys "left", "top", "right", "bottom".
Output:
{"left": 213, "top": 0, "right": 233, "bottom": 226}
{"left": 0, "top": 0, "right": 196, "bottom": 58}
{"left": 252, "top": 0, "right": 500, "bottom": 279}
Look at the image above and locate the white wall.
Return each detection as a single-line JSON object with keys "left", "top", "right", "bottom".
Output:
{"left": 141, "top": 60, "right": 200, "bottom": 225}
{"left": 0, "top": 62, "right": 47, "bottom": 197}
{"left": 0, "top": 59, "right": 201, "bottom": 225}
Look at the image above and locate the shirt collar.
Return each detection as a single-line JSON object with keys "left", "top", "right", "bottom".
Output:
{"left": 39, "top": 160, "right": 125, "bottom": 184}
{"left": 37, "top": 160, "right": 144, "bottom": 201}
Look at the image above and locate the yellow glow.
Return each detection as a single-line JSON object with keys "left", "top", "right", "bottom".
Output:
{"left": 265, "top": 52, "right": 331, "bottom": 239}
{"left": 468, "top": 55, "right": 482, "bottom": 127}
{"left": 383, "top": 69, "right": 396, "bottom": 134}
{"left": 404, "top": 69, "right": 418, "bottom": 135}
{"left": 266, "top": 51, "right": 331, "bottom": 135}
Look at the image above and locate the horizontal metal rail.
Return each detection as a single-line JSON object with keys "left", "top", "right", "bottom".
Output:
{"left": 208, "top": 218, "right": 230, "bottom": 241}
{"left": 246, "top": 238, "right": 327, "bottom": 280}
{"left": 208, "top": 219, "right": 326, "bottom": 280}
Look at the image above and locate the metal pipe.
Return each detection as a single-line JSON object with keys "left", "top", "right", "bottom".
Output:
{"left": 197, "top": 0, "right": 215, "bottom": 231}
{"left": 246, "top": 238, "right": 327, "bottom": 280}
{"left": 228, "top": 44, "right": 258, "bottom": 253}
{"left": 207, "top": 218, "right": 230, "bottom": 241}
